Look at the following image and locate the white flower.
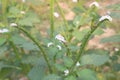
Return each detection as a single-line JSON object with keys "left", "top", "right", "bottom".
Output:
{"left": 0, "top": 28, "right": 9, "bottom": 33}
{"left": 107, "top": 11, "right": 111, "bottom": 15}
{"left": 53, "top": 12, "right": 59, "bottom": 18}
{"left": 56, "top": 45, "right": 62, "bottom": 50}
{"left": 72, "top": 0, "right": 77, "bottom": 3}
{"left": 20, "top": 11, "right": 26, "bottom": 14}
{"left": 89, "top": 1, "right": 100, "bottom": 8}
{"left": 99, "top": 15, "right": 112, "bottom": 22}
{"left": 55, "top": 34, "right": 66, "bottom": 43}
{"left": 22, "top": 0, "right": 26, "bottom": 3}
{"left": 10, "top": 23, "right": 17, "bottom": 27}
{"left": 76, "top": 62, "right": 80, "bottom": 67}
{"left": 64, "top": 69, "right": 69, "bottom": 76}
{"left": 47, "top": 42, "right": 54, "bottom": 47}
{"left": 114, "top": 48, "right": 119, "bottom": 52}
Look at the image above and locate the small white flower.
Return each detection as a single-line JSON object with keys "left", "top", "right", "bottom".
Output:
{"left": 0, "top": 28, "right": 9, "bottom": 33}
{"left": 76, "top": 62, "right": 80, "bottom": 67}
{"left": 89, "top": 1, "right": 100, "bottom": 8}
{"left": 53, "top": 12, "right": 59, "bottom": 18}
{"left": 107, "top": 11, "right": 111, "bottom": 15}
{"left": 22, "top": 0, "right": 26, "bottom": 3}
{"left": 72, "top": 0, "right": 77, "bottom": 3}
{"left": 99, "top": 15, "right": 112, "bottom": 22}
{"left": 10, "top": 23, "right": 17, "bottom": 27}
{"left": 55, "top": 34, "right": 66, "bottom": 43}
{"left": 114, "top": 48, "right": 119, "bottom": 52}
{"left": 56, "top": 45, "right": 62, "bottom": 50}
{"left": 47, "top": 42, "right": 54, "bottom": 47}
{"left": 20, "top": 11, "right": 26, "bottom": 14}
{"left": 64, "top": 69, "right": 69, "bottom": 76}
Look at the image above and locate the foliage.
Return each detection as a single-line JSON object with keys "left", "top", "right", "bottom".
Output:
{"left": 0, "top": 0, "right": 120, "bottom": 80}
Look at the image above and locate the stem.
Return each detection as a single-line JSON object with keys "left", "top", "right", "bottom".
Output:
{"left": 50, "top": 0, "right": 54, "bottom": 38}
{"left": 55, "top": 0, "right": 69, "bottom": 41}
{"left": 9, "top": 41, "right": 21, "bottom": 60}
{"left": 69, "top": 20, "right": 105, "bottom": 73}
{"left": 16, "top": 27, "right": 53, "bottom": 73}
{"left": 1, "top": 0, "right": 8, "bottom": 25}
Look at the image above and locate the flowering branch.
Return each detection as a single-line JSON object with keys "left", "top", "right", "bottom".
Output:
{"left": 69, "top": 18, "right": 111, "bottom": 74}
{"left": 16, "top": 27, "right": 53, "bottom": 73}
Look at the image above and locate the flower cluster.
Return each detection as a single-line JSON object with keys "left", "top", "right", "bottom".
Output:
{"left": 64, "top": 69, "right": 69, "bottom": 76}
{"left": 99, "top": 15, "right": 112, "bottom": 22}
{"left": 47, "top": 42, "right": 62, "bottom": 50}
{"left": 0, "top": 28, "right": 9, "bottom": 33}
{"left": 55, "top": 34, "right": 66, "bottom": 43}
{"left": 89, "top": 1, "right": 100, "bottom": 8}
{"left": 53, "top": 12, "right": 59, "bottom": 18}
{"left": 72, "top": 0, "right": 78, "bottom": 3}
{"left": 10, "top": 23, "right": 18, "bottom": 27}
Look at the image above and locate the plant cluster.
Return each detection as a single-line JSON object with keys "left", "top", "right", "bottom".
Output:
{"left": 0, "top": 0, "right": 120, "bottom": 80}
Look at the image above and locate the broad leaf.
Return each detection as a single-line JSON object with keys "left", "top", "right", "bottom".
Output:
{"left": 93, "top": 28, "right": 104, "bottom": 35}
{"left": 28, "top": 65, "right": 45, "bottom": 80}
{"left": 73, "top": 28, "right": 90, "bottom": 41}
{"left": 18, "top": 12, "right": 40, "bottom": 26}
{"left": 77, "top": 69, "right": 98, "bottom": 80}
{"left": 65, "top": 76, "right": 76, "bottom": 80}
{"left": 54, "top": 63, "right": 66, "bottom": 72}
{"left": 21, "top": 42, "right": 39, "bottom": 50}
{"left": 63, "top": 56, "right": 73, "bottom": 67}
{"left": 21, "top": 55, "right": 40, "bottom": 65}
{"left": 112, "top": 63, "right": 120, "bottom": 72}
{"left": 11, "top": 35, "right": 28, "bottom": 45}
{"left": 42, "top": 74, "right": 62, "bottom": 80}
{"left": 0, "top": 37, "right": 6, "bottom": 46}
{"left": 100, "top": 35, "right": 120, "bottom": 43}
{"left": 106, "top": 3, "right": 120, "bottom": 10}
{"left": 110, "top": 12, "right": 120, "bottom": 19}
{"left": 81, "top": 54, "right": 109, "bottom": 66}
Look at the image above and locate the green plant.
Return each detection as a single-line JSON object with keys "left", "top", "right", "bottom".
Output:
{"left": 0, "top": 0, "right": 120, "bottom": 80}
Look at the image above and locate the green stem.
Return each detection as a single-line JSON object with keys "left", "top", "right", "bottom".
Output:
{"left": 9, "top": 41, "right": 21, "bottom": 60}
{"left": 1, "top": 0, "right": 8, "bottom": 25}
{"left": 55, "top": 0, "right": 69, "bottom": 41}
{"left": 16, "top": 27, "right": 53, "bottom": 73}
{"left": 50, "top": 0, "right": 54, "bottom": 38}
{"left": 69, "top": 20, "right": 105, "bottom": 73}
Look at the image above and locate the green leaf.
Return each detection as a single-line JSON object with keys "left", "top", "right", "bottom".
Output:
{"left": 55, "top": 63, "right": 66, "bottom": 72}
{"left": 73, "top": 28, "right": 90, "bottom": 41}
{"left": 72, "top": 7, "right": 85, "bottom": 14}
{"left": 106, "top": 3, "right": 120, "bottom": 10}
{"left": 112, "top": 63, "right": 120, "bottom": 72}
{"left": 11, "top": 34, "right": 28, "bottom": 45}
{"left": 93, "top": 28, "right": 104, "bottom": 35}
{"left": 42, "top": 74, "right": 62, "bottom": 80}
{"left": 47, "top": 47, "right": 58, "bottom": 59}
{"left": 0, "top": 37, "right": 6, "bottom": 46}
{"left": 21, "top": 55, "right": 40, "bottom": 65}
{"left": 9, "top": 7, "right": 20, "bottom": 15}
{"left": 0, "top": 47, "right": 7, "bottom": 59}
{"left": 100, "top": 35, "right": 120, "bottom": 43}
{"left": 110, "top": 12, "right": 120, "bottom": 19}
{"left": 0, "top": 62, "right": 21, "bottom": 71}
{"left": 73, "top": 15, "right": 81, "bottom": 27}
{"left": 21, "top": 42, "right": 39, "bottom": 50}
{"left": 18, "top": 12, "right": 40, "bottom": 26}
{"left": 73, "top": 15, "right": 92, "bottom": 27}
{"left": 28, "top": 65, "right": 45, "bottom": 80}
{"left": 81, "top": 54, "right": 109, "bottom": 66}
{"left": 11, "top": 35, "right": 39, "bottom": 50}
{"left": 77, "top": 69, "right": 98, "bottom": 80}
{"left": 63, "top": 57, "right": 73, "bottom": 67}
{"left": 65, "top": 76, "right": 76, "bottom": 80}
